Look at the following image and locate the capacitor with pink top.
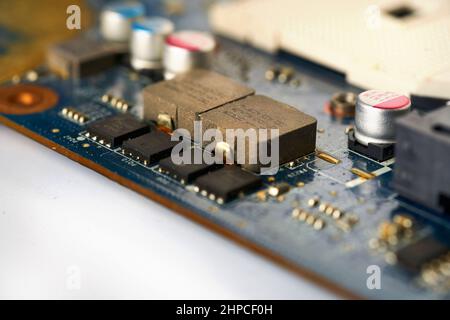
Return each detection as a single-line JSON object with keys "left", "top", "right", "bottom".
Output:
{"left": 163, "top": 30, "right": 216, "bottom": 79}
{"left": 354, "top": 89, "right": 412, "bottom": 146}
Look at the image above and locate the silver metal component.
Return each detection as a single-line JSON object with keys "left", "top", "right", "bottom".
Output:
{"left": 130, "top": 17, "right": 174, "bottom": 70}
{"left": 354, "top": 90, "right": 411, "bottom": 145}
{"left": 163, "top": 30, "right": 216, "bottom": 79}
{"left": 100, "top": 2, "right": 145, "bottom": 42}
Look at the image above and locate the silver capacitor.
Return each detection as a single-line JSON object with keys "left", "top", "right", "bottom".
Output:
{"left": 130, "top": 17, "right": 174, "bottom": 70}
{"left": 163, "top": 30, "right": 216, "bottom": 79}
{"left": 354, "top": 90, "right": 411, "bottom": 145}
{"left": 100, "top": 2, "right": 145, "bottom": 42}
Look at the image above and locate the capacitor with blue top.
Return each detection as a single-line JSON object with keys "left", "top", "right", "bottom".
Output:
{"left": 130, "top": 17, "right": 174, "bottom": 70}
{"left": 100, "top": 2, "right": 145, "bottom": 42}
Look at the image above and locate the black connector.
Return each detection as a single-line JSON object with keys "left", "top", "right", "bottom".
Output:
{"left": 347, "top": 130, "right": 394, "bottom": 162}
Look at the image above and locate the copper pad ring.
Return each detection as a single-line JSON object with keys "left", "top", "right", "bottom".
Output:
{"left": 0, "top": 84, "right": 59, "bottom": 115}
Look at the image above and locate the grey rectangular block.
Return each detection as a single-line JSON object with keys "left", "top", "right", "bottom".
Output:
{"left": 394, "top": 106, "right": 450, "bottom": 213}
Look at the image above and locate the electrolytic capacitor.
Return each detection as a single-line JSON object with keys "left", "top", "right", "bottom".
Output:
{"left": 100, "top": 2, "right": 145, "bottom": 42}
{"left": 163, "top": 30, "right": 216, "bottom": 79}
{"left": 354, "top": 90, "right": 411, "bottom": 145}
{"left": 130, "top": 17, "right": 174, "bottom": 70}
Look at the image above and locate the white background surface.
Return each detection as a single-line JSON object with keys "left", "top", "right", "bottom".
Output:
{"left": 0, "top": 125, "right": 338, "bottom": 299}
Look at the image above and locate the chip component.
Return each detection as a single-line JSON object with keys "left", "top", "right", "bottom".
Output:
{"left": 86, "top": 114, "right": 149, "bottom": 148}
{"left": 142, "top": 69, "right": 254, "bottom": 132}
{"left": 47, "top": 37, "right": 127, "bottom": 79}
{"left": 268, "top": 183, "right": 291, "bottom": 197}
{"left": 396, "top": 236, "right": 449, "bottom": 272}
{"left": 61, "top": 107, "right": 89, "bottom": 124}
{"left": 159, "top": 149, "right": 222, "bottom": 184}
{"left": 122, "top": 130, "right": 178, "bottom": 165}
{"left": 194, "top": 166, "right": 262, "bottom": 203}
{"left": 200, "top": 95, "right": 317, "bottom": 172}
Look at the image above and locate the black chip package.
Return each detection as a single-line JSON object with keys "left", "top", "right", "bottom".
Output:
{"left": 86, "top": 114, "right": 149, "bottom": 148}
{"left": 122, "top": 130, "right": 178, "bottom": 165}
{"left": 194, "top": 166, "right": 262, "bottom": 203}
{"left": 159, "top": 148, "right": 222, "bottom": 184}
{"left": 396, "top": 236, "right": 449, "bottom": 272}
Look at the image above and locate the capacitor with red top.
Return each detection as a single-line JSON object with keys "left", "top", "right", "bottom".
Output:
{"left": 163, "top": 30, "right": 216, "bottom": 79}
{"left": 354, "top": 90, "right": 411, "bottom": 146}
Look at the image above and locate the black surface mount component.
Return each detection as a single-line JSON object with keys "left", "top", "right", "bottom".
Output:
{"left": 47, "top": 36, "right": 127, "bottom": 79}
{"left": 194, "top": 166, "right": 262, "bottom": 203}
{"left": 348, "top": 130, "right": 394, "bottom": 162}
{"left": 396, "top": 235, "right": 449, "bottom": 272}
{"left": 159, "top": 148, "right": 222, "bottom": 184}
{"left": 394, "top": 106, "right": 450, "bottom": 213}
{"left": 86, "top": 114, "right": 149, "bottom": 148}
{"left": 122, "top": 130, "right": 178, "bottom": 165}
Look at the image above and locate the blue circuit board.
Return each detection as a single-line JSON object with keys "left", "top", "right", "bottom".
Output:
{"left": 1, "top": 0, "right": 450, "bottom": 299}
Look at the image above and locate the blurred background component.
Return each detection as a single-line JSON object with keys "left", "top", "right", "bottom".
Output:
{"left": 209, "top": 0, "right": 450, "bottom": 101}
{"left": 0, "top": 0, "right": 93, "bottom": 83}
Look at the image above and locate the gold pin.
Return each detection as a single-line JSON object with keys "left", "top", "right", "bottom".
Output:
{"left": 351, "top": 167, "right": 375, "bottom": 180}
{"left": 316, "top": 151, "right": 340, "bottom": 164}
